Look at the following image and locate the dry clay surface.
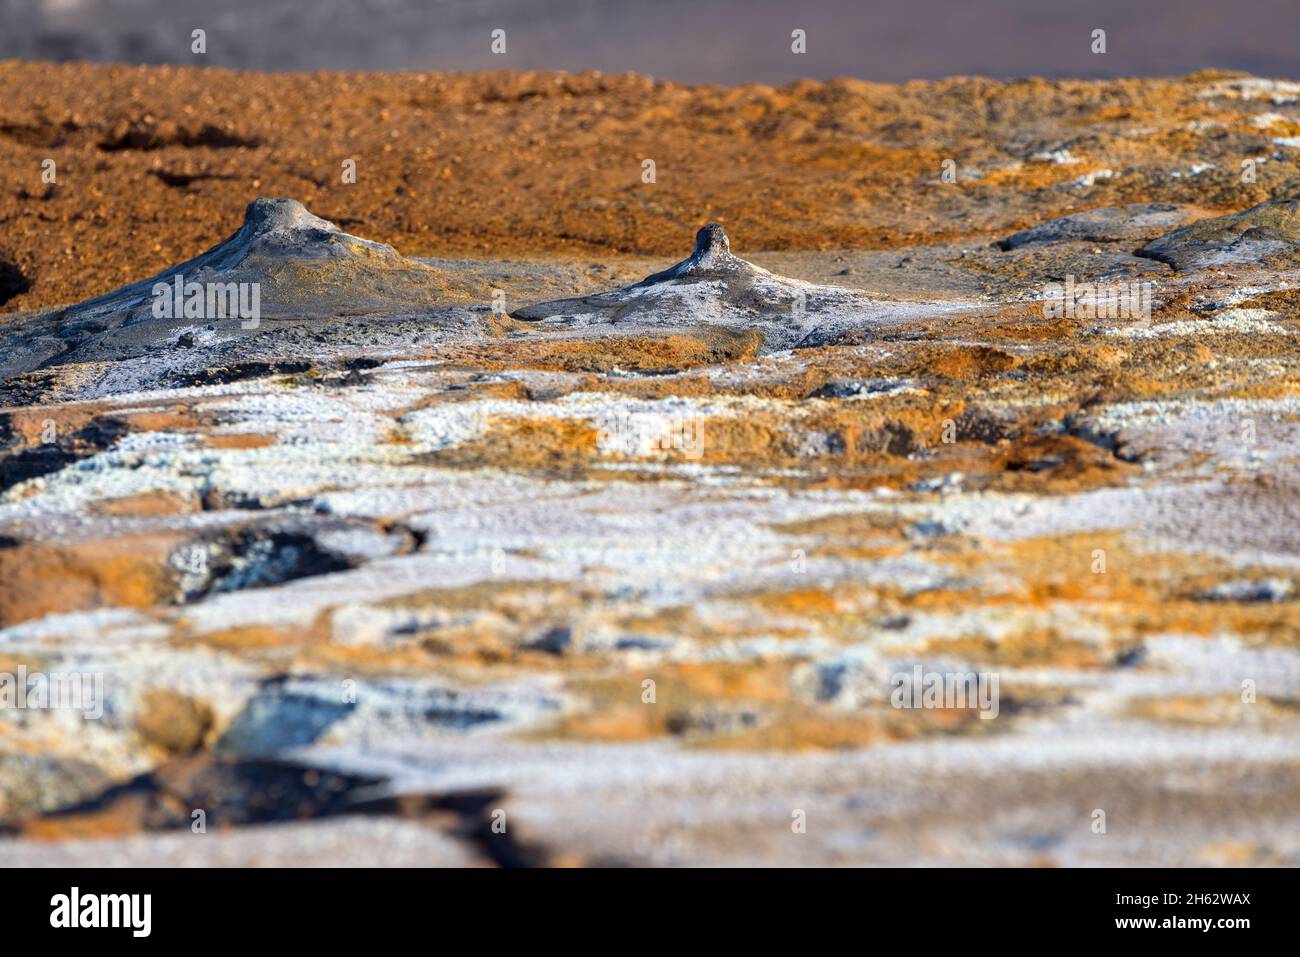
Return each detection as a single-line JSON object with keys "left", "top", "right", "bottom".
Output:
{"left": 2, "top": 66, "right": 1300, "bottom": 866}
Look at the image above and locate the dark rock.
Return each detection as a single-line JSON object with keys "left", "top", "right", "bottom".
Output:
{"left": 809, "top": 378, "right": 904, "bottom": 399}
{"left": 525, "top": 626, "right": 573, "bottom": 655}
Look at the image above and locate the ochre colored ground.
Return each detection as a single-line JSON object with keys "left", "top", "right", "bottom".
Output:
{"left": 1, "top": 62, "right": 1294, "bottom": 313}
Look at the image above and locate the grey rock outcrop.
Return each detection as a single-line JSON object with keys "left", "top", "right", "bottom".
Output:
{"left": 512, "top": 223, "right": 930, "bottom": 350}
{"left": 1137, "top": 198, "right": 1300, "bottom": 270}
{"left": 998, "top": 203, "right": 1193, "bottom": 250}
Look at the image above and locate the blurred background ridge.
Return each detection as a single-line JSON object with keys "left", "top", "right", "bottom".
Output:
{"left": 0, "top": 0, "right": 1296, "bottom": 83}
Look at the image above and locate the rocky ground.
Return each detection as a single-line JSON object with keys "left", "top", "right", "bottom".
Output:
{"left": 1, "top": 64, "right": 1300, "bottom": 866}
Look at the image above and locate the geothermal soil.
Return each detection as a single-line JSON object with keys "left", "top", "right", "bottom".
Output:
{"left": 2, "top": 64, "right": 1300, "bottom": 866}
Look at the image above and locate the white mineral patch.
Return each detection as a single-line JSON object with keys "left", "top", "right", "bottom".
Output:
{"left": 1251, "top": 112, "right": 1290, "bottom": 128}
{"left": 1096, "top": 309, "right": 1285, "bottom": 337}
{"left": 1198, "top": 78, "right": 1300, "bottom": 103}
